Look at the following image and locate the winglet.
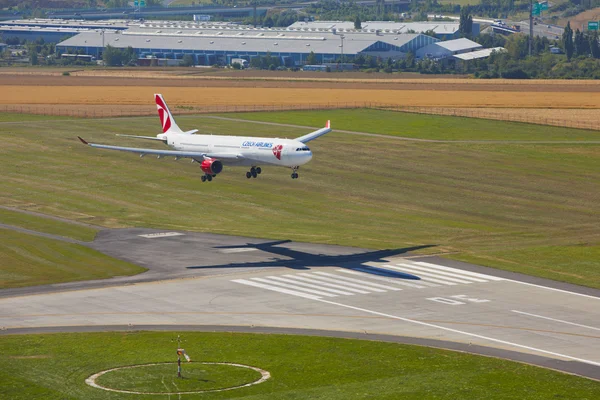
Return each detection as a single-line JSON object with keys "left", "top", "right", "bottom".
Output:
{"left": 78, "top": 136, "right": 89, "bottom": 145}
{"left": 326, "top": 120, "right": 330, "bottom": 129}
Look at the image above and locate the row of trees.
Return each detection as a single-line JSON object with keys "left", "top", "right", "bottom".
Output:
{"left": 562, "top": 22, "right": 600, "bottom": 60}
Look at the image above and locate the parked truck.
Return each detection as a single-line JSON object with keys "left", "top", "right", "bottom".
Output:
{"left": 230, "top": 58, "right": 249, "bottom": 69}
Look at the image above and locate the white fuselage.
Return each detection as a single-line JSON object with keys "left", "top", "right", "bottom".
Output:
{"left": 165, "top": 133, "right": 313, "bottom": 167}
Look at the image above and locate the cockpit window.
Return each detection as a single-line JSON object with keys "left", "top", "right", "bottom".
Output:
{"left": 296, "top": 146, "right": 310, "bottom": 151}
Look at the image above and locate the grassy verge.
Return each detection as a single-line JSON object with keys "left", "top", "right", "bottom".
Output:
{"left": 1, "top": 332, "right": 598, "bottom": 399}
{"left": 221, "top": 109, "right": 600, "bottom": 141}
{"left": 0, "top": 113, "right": 71, "bottom": 123}
{"left": 0, "top": 208, "right": 97, "bottom": 242}
{"left": 1, "top": 112, "right": 598, "bottom": 288}
{"left": 0, "top": 229, "right": 146, "bottom": 289}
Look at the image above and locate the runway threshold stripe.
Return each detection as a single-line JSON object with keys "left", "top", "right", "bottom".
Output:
{"left": 268, "top": 276, "right": 355, "bottom": 296}
{"left": 413, "top": 261, "right": 505, "bottom": 281}
{"left": 383, "top": 265, "right": 458, "bottom": 286}
{"left": 298, "top": 273, "right": 387, "bottom": 293}
{"left": 338, "top": 269, "right": 426, "bottom": 288}
{"left": 282, "top": 275, "right": 368, "bottom": 294}
{"left": 251, "top": 278, "right": 338, "bottom": 298}
{"left": 394, "top": 264, "right": 474, "bottom": 284}
{"left": 355, "top": 266, "right": 438, "bottom": 287}
{"left": 512, "top": 310, "right": 600, "bottom": 332}
{"left": 232, "top": 279, "right": 321, "bottom": 300}
{"left": 399, "top": 263, "right": 488, "bottom": 283}
{"left": 312, "top": 272, "right": 403, "bottom": 291}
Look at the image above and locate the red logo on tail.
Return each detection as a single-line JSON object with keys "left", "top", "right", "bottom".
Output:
{"left": 272, "top": 144, "right": 283, "bottom": 160}
{"left": 155, "top": 95, "right": 171, "bottom": 133}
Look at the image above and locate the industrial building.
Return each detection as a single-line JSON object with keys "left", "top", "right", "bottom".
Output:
{"left": 288, "top": 20, "right": 481, "bottom": 40}
{"left": 56, "top": 23, "right": 440, "bottom": 66}
{"left": 415, "top": 38, "right": 482, "bottom": 59}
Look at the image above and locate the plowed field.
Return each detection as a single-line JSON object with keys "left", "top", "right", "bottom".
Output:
{"left": 2, "top": 70, "right": 599, "bottom": 128}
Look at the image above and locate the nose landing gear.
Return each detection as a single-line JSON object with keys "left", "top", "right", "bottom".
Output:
{"left": 246, "top": 166, "right": 262, "bottom": 179}
{"left": 290, "top": 166, "right": 299, "bottom": 179}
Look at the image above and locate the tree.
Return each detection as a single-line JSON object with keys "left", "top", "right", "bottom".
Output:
{"left": 181, "top": 54, "right": 194, "bottom": 67}
{"left": 459, "top": 8, "right": 473, "bottom": 37}
{"left": 30, "top": 51, "right": 38, "bottom": 65}
{"left": 574, "top": 29, "right": 590, "bottom": 57}
{"left": 354, "top": 16, "right": 362, "bottom": 30}
{"left": 102, "top": 45, "right": 122, "bottom": 66}
{"left": 589, "top": 31, "right": 600, "bottom": 59}
{"left": 562, "top": 21, "right": 574, "bottom": 61}
{"left": 306, "top": 51, "right": 317, "bottom": 65}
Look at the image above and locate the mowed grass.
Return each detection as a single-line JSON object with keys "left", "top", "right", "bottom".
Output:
{"left": 0, "top": 113, "right": 71, "bottom": 123}
{"left": 1, "top": 111, "right": 599, "bottom": 288}
{"left": 1, "top": 332, "right": 599, "bottom": 400}
{"left": 96, "top": 362, "right": 262, "bottom": 393}
{"left": 225, "top": 109, "right": 600, "bottom": 141}
{"left": 0, "top": 229, "right": 145, "bottom": 288}
{"left": 0, "top": 208, "right": 97, "bottom": 242}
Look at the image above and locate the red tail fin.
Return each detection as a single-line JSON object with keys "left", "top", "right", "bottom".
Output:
{"left": 154, "top": 94, "right": 182, "bottom": 134}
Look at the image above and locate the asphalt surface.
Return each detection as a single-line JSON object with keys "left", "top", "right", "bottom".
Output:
{"left": 1, "top": 228, "right": 599, "bottom": 380}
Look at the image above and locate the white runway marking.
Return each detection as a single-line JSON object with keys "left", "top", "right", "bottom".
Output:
{"left": 505, "top": 280, "right": 600, "bottom": 300}
{"left": 296, "top": 273, "right": 386, "bottom": 293}
{"left": 138, "top": 232, "right": 184, "bottom": 238}
{"left": 398, "top": 264, "right": 489, "bottom": 283}
{"left": 337, "top": 269, "right": 426, "bottom": 288}
{"left": 268, "top": 276, "right": 355, "bottom": 296}
{"left": 394, "top": 264, "right": 474, "bottom": 284}
{"left": 312, "top": 272, "right": 402, "bottom": 291}
{"left": 232, "top": 279, "right": 321, "bottom": 300}
{"left": 251, "top": 278, "right": 338, "bottom": 298}
{"left": 219, "top": 248, "right": 258, "bottom": 254}
{"left": 283, "top": 275, "right": 369, "bottom": 294}
{"left": 413, "top": 261, "right": 505, "bottom": 281}
{"left": 382, "top": 265, "right": 459, "bottom": 285}
{"left": 512, "top": 310, "right": 600, "bottom": 332}
{"left": 316, "top": 299, "right": 600, "bottom": 367}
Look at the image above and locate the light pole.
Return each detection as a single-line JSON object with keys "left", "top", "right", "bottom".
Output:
{"left": 100, "top": 29, "right": 104, "bottom": 60}
{"left": 340, "top": 35, "right": 345, "bottom": 64}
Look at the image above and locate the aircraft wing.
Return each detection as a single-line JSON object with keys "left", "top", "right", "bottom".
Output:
{"left": 78, "top": 137, "right": 244, "bottom": 160}
{"left": 295, "top": 120, "right": 331, "bottom": 143}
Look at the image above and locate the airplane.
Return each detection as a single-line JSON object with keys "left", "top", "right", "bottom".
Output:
{"left": 78, "top": 94, "right": 331, "bottom": 182}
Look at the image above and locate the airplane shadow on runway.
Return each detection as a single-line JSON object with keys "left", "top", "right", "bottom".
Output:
{"left": 187, "top": 241, "right": 436, "bottom": 280}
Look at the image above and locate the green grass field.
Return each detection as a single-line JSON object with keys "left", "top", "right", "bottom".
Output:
{"left": 0, "top": 208, "right": 97, "bottom": 242}
{"left": 0, "top": 229, "right": 145, "bottom": 288}
{"left": 225, "top": 109, "right": 600, "bottom": 141}
{"left": 1, "top": 110, "right": 599, "bottom": 288}
{"left": 1, "top": 332, "right": 598, "bottom": 399}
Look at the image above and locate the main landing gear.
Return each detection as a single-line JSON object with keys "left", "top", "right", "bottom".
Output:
{"left": 290, "top": 167, "right": 299, "bottom": 179}
{"left": 246, "top": 166, "right": 262, "bottom": 179}
{"left": 201, "top": 174, "right": 215, "bottom": 182}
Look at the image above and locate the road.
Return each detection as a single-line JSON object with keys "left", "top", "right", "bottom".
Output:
{"left": 1, "top": 227, "right": 599, "bottom": 380}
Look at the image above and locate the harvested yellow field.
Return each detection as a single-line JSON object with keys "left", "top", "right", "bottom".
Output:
{"left": 4, "top": 85, "right": 599, "bottom": 109}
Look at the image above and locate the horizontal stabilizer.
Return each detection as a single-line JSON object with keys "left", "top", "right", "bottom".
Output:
{"left": 116, "top": 134, "right": 166, "bottom": 141}
{"left": 295, "top": 121, "right": 331, "bottom": 143}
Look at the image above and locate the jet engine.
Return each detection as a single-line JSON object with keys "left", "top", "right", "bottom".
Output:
{"left": 200, "top": 159, "right": 223, "bottom": 175}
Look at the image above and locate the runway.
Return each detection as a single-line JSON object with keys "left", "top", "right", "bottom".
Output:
{"left": 1, "top": 228, "right": 599, "bottom": 380}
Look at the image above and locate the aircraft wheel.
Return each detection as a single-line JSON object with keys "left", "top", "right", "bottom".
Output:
{"left": 256, "top": 167, "right": 262, "bottom": 174}
{"left": 291, "top": 173, "right": 298, "bottom": 179}
{"left": 251, "top": 171, "right": 258, "bottom": 178}
{"left": 207, "top": 175, "right": 212, "bottom": 182}
{"left": 201, "top": 175, "right": 207, "bottom": 182}
{"left": 246, "top": 171, "right": 252, "bottom": 179}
